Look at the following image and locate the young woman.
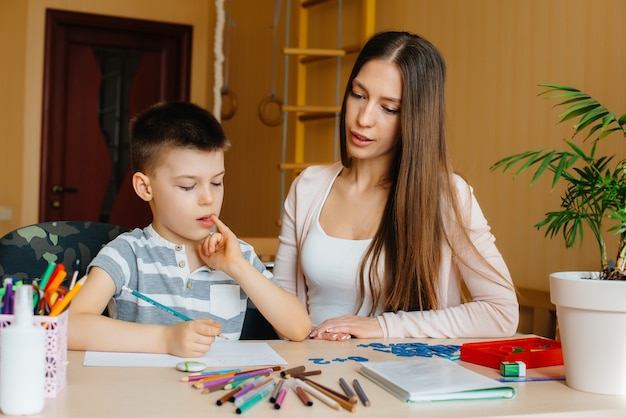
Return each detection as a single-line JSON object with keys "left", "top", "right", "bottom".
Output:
{"left": 273, "top": 31, "right": 518, "bottom": 340}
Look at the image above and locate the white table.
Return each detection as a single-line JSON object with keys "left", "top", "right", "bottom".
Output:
{"left": 15, "top": 337, "right": 626, "bottom": 417}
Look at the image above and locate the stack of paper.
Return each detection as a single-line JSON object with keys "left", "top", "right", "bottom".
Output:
{"left": 359, "top": 357, "right": 516, "bottom": 403}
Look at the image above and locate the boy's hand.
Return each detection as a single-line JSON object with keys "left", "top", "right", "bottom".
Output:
{"left": 164, "top": 318, "right": 222, "bottom": 358}
{"left": 198, "top": 215, "right": 243, "bottom": 276}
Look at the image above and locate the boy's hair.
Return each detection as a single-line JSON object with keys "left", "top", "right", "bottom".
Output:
{"left": 129, "top": 101, "right": 230, "bottom": 174}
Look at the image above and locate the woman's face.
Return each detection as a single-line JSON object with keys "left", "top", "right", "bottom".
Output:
{"left": 344, "top": 59, "right": 402, "bottom": 162}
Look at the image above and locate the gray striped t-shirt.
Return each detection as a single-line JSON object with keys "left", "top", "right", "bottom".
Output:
{"left": 88, "top": 224, "right": 277, "bottom": 340}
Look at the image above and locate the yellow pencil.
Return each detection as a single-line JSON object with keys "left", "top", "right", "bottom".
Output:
{"left": 49, "top": 276, "right": 86, "bottom": 316}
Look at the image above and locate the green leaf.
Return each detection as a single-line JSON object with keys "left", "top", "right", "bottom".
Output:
{"left": 574, "top": 108, "right": 609, "bottom": 133}
{"left": 538, "top": 84, "right": 581, "bottom": 95}
{"left": 558, "top": 102, "right": 601, "bottom": 123}
{"left": 531, "top": 151, "right": 557, "bottom": 185}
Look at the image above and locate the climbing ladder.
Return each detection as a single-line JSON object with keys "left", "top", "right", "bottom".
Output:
{"left": 279, "top": 0, "right": 376, "bottom": 200}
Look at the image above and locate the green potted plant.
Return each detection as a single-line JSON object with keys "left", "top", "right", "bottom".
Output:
{"left": 491, "top": 84, "right": 626, "bottom": 395}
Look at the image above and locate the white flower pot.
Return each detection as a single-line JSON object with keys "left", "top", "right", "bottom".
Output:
{"left": 550, "top": 271, "right": 626, "bottom": 395}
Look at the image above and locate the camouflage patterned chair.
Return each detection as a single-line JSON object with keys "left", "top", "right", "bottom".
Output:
{"left": 0, "top": 221, "right": 129, "bottom": 286}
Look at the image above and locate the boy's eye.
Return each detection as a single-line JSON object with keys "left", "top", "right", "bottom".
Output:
{"left": 178, "top": 185, "right": 195, "bottom": 191}
{"left": 211, "top": 181, "right": 223, "bottom": 187}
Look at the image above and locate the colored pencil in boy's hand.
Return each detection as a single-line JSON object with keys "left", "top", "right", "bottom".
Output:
{"left": 121, "top": 286, "right": 228, "bottom": 339}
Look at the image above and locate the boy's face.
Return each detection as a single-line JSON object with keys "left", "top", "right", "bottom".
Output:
{"left": 139, "top": 147, "right": 225, "bottom": 245}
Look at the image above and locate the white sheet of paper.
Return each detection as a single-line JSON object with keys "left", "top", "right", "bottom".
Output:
{"left": 83, "top": 341, "right": 288, "bottom": 367}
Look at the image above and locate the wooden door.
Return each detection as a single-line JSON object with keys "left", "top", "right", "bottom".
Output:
{"left": 40, "top": 9, "right": 192, "bottom": 229}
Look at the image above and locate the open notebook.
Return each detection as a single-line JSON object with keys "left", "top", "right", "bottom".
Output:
{"left": 359, "top": 357, "right": 516, "bottom": 403}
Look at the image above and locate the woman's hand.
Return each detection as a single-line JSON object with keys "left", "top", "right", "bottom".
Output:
{"left": 163, "top": 318, "right": 222, "bottom": 358}
{"left": 309, "top": 315, "right": 383, "bottom": 340}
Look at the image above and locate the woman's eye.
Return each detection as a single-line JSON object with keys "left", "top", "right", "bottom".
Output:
{"left": 179, "top": 185, "right": 195, "bottom": 191}
{"left": 211, "top": 182, "right": 223, "bottom": 187}
{"left": 350, "top": 91, "right": 365, "bottom": 100}
{"left": 383, "top": 106, "right": 400, "bottom": 115}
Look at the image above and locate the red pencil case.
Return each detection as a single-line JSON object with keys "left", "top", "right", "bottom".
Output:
{"left": 460, "top": 337, "right": 563, "bottom": 369}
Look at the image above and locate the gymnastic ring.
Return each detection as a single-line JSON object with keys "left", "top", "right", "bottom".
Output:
{"left": 221, "top": 87, "right": 237, "bottom": 120}
{"left": 258, "top": 94, "right": 283, "bottom": 127}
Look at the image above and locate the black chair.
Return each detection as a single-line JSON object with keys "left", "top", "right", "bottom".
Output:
{"left": 240, "top": 306, "right": 279, "bottom": 340}
{"left": 0, "top": 220, "right": 279, "bottom": 339}
{"left": 0, "top": 221, "right": 129, "bottom": 286}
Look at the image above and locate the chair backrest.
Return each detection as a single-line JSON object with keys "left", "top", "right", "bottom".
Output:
{"left": 0, "top": 221, "right": 129, "bottom": 286}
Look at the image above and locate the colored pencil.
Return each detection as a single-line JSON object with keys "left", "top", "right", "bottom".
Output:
{"left": 234, "top": 378, "right": 275, "bottom": 406}
{"left": 193, "top": 371, "right": 239, "bottom": 385}
{"left": 353, "top": 379, "right": 370, "bottom": 407}
{"left": 200, "top": 381, "right": 230, "bottom": 394}
{"left": 281, "top": 365, "right": 305, "bottom": 378}
{"left": 180, "top": 368, "right": 241, "bottom": 382}
{"left": 295, "top": 379, "right": 340, "bottom": 410}
{"left": 49, "top": 276, "right": 86, "bottom": 316}
{"left": 291, "top": 370, "right": 322, "bottom": 378}
{"left": 299, "top": 376, "right": 354, "bottom": 404}
{"left": 122, "top": 286, "right": 192, "bottom": 321}
{"left": 217, "top": 386, "right": 242, "bottom": 405}
{"left": 269, "top": 379, "right": 284, "bottom": 403}
{"left": 235, "top": 382, "right": 275, "bottom": 414}
{"left": 339, "top": 377, "right": 358, "bottom": 403}
{"left": 294, "top": 384, "right": 313, "bottom": 406}
{"left": 194, "top": 375, "right": 236, "bottom": 389}
{"left": 303, "top": 379, "right": 357, "bottom": 412}
{"left": 274, "top": 386, "right": 288, "bottom": 409}
{"left": 232, "top": 378, "right": 266, "bottom": 401}
{"left": 228, "top": 376, "right": 266, "bottom": 401}
{"left": 38, "top": 262, "right": 57, "bottom": 291}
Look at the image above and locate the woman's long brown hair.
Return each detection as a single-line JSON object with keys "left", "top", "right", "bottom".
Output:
{"left": 340, "top": 31, "right": 507, "bottom": 314}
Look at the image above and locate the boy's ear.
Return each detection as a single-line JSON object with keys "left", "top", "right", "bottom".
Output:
{"left": 132, "top": 172, "right": 153, "bottom": 202}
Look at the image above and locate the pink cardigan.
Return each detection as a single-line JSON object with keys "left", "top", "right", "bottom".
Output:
{"left": 273, "top": 162, "right": 519, "bottom": 338}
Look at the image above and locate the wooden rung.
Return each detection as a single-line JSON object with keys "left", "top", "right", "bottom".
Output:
{"left": 279, "top": 162, "right": 332, "bottom": 171}
{"left": 283, "top": 47, "right": 345, "bottom": 57}
{"left": 299, "top": 112, "right": 339, "bottom": 122}
{"left": 301, "top": 0, "right": 333, "bottom": 8}
{"left": 299, "top": 44, "right": 361, "bottom": 64}
{"left": 282, "top": 105, "right": 341, "bottom": 113}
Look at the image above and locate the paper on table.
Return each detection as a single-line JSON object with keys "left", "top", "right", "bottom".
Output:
{"left": 83, "top": 341, "right": 287, "bottom": 367}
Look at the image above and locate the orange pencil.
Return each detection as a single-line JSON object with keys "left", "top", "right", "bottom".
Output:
{"left": 192, "top": 371, "right": 238, "bottom": 385}
{"left": 44, "top": 264, "right": 66, "bottom": 296}
{"left": 49, "top": 276, "right": 86, "bottom": 316}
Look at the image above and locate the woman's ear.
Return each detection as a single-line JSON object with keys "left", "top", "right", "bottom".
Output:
{"left": 132, "top": 172, "right": 153, "bottom": 202}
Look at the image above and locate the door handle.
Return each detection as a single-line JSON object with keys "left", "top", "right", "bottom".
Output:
{"left": 52, "top": 185, "right": 78, "bottom": 194}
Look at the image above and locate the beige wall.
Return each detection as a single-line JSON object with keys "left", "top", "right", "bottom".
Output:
{"left": 0, "top": 0, "right": 27, "bottom": 236}
{"left": 375, "top": 0, "right": 626, "bottom": 291}
{"left": 2, "top": 0, "right": 625, "bottom": 294}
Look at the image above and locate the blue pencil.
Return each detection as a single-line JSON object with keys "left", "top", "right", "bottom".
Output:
{"left": 122, "top": 286, "right": 192, "bottom": 321}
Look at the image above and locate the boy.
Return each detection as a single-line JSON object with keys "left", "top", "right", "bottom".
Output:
{"left": 68, "top": 102, "right": 311, "bottom": 357}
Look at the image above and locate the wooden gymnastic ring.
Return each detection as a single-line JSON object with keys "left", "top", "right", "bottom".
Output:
{"left": 258, "top": 94, "right": 283, "bottom": 127}
{"left": 221, "top": 87, "right": 237, "bottom": 120}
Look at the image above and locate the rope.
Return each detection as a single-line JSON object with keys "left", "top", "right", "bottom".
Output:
{"left": 258, "top": 0, "right": 284, "bottom": 126}
{"left": 220, "top": 0, "right": 237, "bottom": 120}
{"left": 213, "top": 0, "right": 225, "bottom": 121}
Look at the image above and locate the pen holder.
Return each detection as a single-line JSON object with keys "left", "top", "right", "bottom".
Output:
{"left": 0, "top": 311, "right": 68, "bottom": 397}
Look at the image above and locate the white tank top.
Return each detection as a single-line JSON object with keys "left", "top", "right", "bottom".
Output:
{"left": 300, "top": 179, "right": 375, "bottom": 326}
